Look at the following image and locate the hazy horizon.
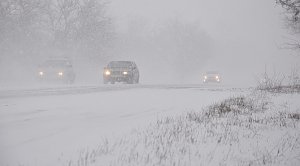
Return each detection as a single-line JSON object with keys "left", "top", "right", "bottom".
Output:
{"left": 0, "top": 0, "right": 298, "bottom": 87}
{"left": 106, "top": 0, "right": 298, "bottom": 85}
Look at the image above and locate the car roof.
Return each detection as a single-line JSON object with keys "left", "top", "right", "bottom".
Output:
{"left": 45, "top": 59, "right": 69, "bottom": 62}
{"left": 109, "top": 61, "right": 134, "bottom": 63}
{"left": 40, "top": 59, "right": 72, "bottom": 67}
{"left": 107, "top": 61, "right": 135, "bottom": 66}
{"left": 205, "top": 71, "right": 220, "bottom": 74}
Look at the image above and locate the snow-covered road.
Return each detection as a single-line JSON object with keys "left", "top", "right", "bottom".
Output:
{"left": 0, "top": 84, "right": 244, "bottom": 98}
{"left": 0, "top": 84, "right": 246, "bottom": 166}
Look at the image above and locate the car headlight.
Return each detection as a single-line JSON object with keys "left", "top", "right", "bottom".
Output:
{"left": 58, "top": 72, "right": 63, "bottom": 76}
{"left": 216, "top": 76, "right": 219, "bottom": 79}
{"left": 105, "top": 70, "right": 111, "bottom": 75}
{"left": 123, "top": 71, "right": 128, "bottom": 75}
{"left": 39, "top": 71, "right": 44, "bottom": 76}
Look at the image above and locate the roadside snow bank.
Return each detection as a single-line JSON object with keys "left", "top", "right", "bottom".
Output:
{"left": 64, "top": 91, "right": 300, "bottom": 166}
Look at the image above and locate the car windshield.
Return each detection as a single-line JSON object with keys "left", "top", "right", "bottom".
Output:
{"left": 42, "top": 60, "right": 71, "bottom": 68}
{"left": 206, "top": 71, "right": 219, "bottom": 75}
{"left": 108, "top": 61, "right": 132, "bottom": 68}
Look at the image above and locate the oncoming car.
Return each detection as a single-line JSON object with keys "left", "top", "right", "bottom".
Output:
{"left": 37, "top": 58, "right": 76, "bottom": 84}
{"left": 203, "top": 71, "right": 221, "bottom": 83}
{"left": 103, "top": 61, "right": 139, "bottom": 84}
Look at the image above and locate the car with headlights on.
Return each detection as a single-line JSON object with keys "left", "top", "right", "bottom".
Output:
{"left": 37, "top": 58, "right": 76, "bottom": 84}
{"left": 103, "top": 61, "right": 139, "bottom": 84}
{"left": 203, "top": 71, "right": 221, "bottom": 83}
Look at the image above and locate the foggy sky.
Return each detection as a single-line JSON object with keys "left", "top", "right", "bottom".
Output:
{"left": 0, "top": 0, "right": 298, "bottom": 87}
{"left": 108, "top": 0, "right": 298, "bottom": 85}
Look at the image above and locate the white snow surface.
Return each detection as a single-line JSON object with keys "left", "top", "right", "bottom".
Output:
{"left": 0, "top": 84, "right": 246, "bottom": 166}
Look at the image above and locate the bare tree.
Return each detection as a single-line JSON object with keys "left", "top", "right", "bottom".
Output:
{"left": 276, "top": 0, "right": 300, "bottom": 51}
{"left": 0, "top": 0, "right": 113, "bottom": 61}
{"left": 0, "top": 0, "right": 45, "bottom": 58}
{"left": 41, "top": 0, "right": 112, "bottom": 53}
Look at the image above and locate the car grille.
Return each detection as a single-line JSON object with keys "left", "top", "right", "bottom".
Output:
{"left": 111, "top": 71, "right": 123, "bottom": 75}
{"left": 207, "top": 77, "right": 216, "bottom": 79}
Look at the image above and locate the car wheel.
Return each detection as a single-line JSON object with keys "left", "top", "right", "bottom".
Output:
{"left": 103, "top": 79, "right": 108, "bottom": 84}
{"left": 135, "top": 77, "right": 139, "bottom": 84}
{"left": 127, "top": 78, "right": 134, "bottom": 84}
{"left": 65, "top": 79, "right": 72, "bottom": 85}
{"left": 70, "top": 78, "right": 75, "bottom": 84}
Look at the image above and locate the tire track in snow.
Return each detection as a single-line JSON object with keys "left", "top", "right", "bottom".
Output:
{"left": 0, "top": 84, "right": 247, "bottom": 99}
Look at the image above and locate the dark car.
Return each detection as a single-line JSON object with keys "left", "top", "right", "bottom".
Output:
{"left": 203, "top": 71, "right": 221, "bottom": 83}
{"left": 103, "top": 61, "right": 139, "bottom": 84}
{"left": 37, "top": 58, "right": 76, "bottom": 84}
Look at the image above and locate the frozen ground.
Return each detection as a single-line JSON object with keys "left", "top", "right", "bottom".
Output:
{"left": 85, "top": 91, "right": 299, "bottom": 166}
{"left": 0, "top": 84, "right": 246, "bottom": 166}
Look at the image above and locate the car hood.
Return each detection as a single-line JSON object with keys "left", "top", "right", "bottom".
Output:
{"left": 107, "top": 67, "right": 131, "bottom": 71}
{"left": 39, "top": 67, "right": 66, "bottom": 72}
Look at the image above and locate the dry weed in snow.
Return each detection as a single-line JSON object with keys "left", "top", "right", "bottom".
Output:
{"left": 64, "top": 91, "right": 300, "bottom": 166}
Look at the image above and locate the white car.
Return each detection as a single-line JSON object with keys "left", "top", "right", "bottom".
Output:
{"left": 103, "top": 61, "right": 139, "bottom": 84}
{"left": 203, "top": 71, "right": 221, "bottom": 83}
{"left": 37, "top": 58, "right": 76, "bottom": 84}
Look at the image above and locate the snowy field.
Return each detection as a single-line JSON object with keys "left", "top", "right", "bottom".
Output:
{"left": 1, "top": 0, "right": 299, "bottom": 165}
{"left": 0, "top": 84, "right": 299, "bottom": 166}
{"left": 0, "top": 84, "right": 247, "bottom": 166}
